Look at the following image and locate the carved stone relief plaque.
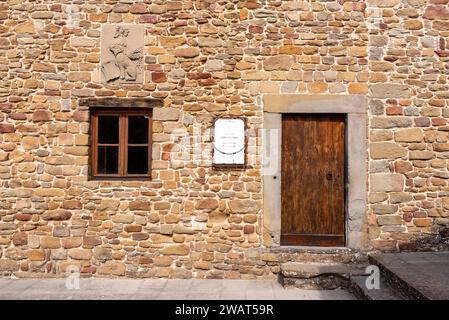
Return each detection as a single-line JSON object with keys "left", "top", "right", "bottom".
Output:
{"left": 101, "top": 24, "right": 144, "bottom": 85}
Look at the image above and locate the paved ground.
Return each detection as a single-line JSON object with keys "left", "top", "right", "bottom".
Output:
{"left": 0, "top": 279, "right": 355, "bottom": 300}
{"left": 372, "top": 251, "right": 449, "bottom": 300}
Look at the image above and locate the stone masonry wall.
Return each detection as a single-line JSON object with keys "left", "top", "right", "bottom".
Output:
{"left": 0, "top": 0, "right": 448, "bottom": 278}
{"left": 367, "top": 0, "right": 449, "bottom": 251}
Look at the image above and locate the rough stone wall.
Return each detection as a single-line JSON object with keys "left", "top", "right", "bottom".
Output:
{"left": 367, "top": 0, "right": 449, "bottom": 251}
{"left": 0, "top": 0, "right": 447, "bottom": 278}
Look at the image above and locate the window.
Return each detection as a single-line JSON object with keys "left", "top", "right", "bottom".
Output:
{"left": 90, "top": 108, "right": 152, "bottom": 179}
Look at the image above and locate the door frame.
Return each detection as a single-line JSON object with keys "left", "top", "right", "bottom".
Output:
{"left": 262, "top": 95, "right": 368, "bottom": 250}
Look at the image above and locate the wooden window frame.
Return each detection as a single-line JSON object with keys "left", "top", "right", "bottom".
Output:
{"left": 90, "top": 108, "right": 152, "bottom": 180}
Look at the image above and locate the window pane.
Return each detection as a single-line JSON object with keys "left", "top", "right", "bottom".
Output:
{"left": 128, "top": 146, "right": 148, "bottom": 174}
{"left": 97, "top": 146, "right": 119, "bottom": 174}
{"left": 98, "top": 116, "right": 119, "bottom": 144}
{"left": 128, "top": 116, "right": 149, "bottom": 144}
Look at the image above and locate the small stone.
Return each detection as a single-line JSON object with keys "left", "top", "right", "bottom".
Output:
{"left": 160, "top": 36, "right": 186, "bottom": 47}
{"left": 31, "top": 11, "right": 53, "bottom": 19}
{"left": 367, "top": 0, "right": 400, "bottom": 7}
{"left": 33, "top": 63, "right": 56, "bottom": 73}
{"left": 409, "top": 151, "right": 434, "bottom": 160}
{"left": 132, "top": 233, "right": 149, "bottom": 241}
{"left": 204, "top": 59, "right": 224, "bottom": 72}
{"left": 22, "top": 136, "right": 39, "bottom": 150}
{"left": 395, "top": 161, "right": 413, "bottom": 173}
{"left": 372, "top": 204, "right": 399, "bottom": 214}
{"left": 71, "top": 37, "right": 96, "bottom": 47}
{"left": 263, "top": 55, "right": 294, "bottom": 71}
{"left": 41, "top": 236, "right": 61, "bottom": 249}
{"left": 198, "top": 37, "right": 223, "bottom": 47}
{"left": 14, "top": 213, "right": 32, "bottom": 221}
{"left": 68, "top": 72, "right": 91, "bottom": 82}
{"left": 153, "top": 108, "right": 179, "bottom": 121}
{"left": 51, "top": 248, "right": 67, "bottom": 260}
{"left": 413, "top": 218, "right": 432, "bottom": 227}
{"left": 69, "top": 248, "right": 92, "bottom": 260}
{"left": 377, "top": 215, "right": 403, "bottom": 225}
{"left": 129, "top": 201, "right": 151, "bottom": 211}
{"left": 390, "top": 192, "right": 413, "bottom": 203}
{"left": 404, "top": 20, "right": 423, "bottom": 30}
{"left": 170, "top": 268, "right": 192, "bottom": 279}
{"left": 28, "top": 250, "right": 45, "bottom": 261}
{"left": 261, "top": 253, "right": 278, "bottom": 262}
{"left": 148, "top": 4, "right": 167, "bottom": 13}
{"left": 175, "top": 48, "right": 200, "bottom": 58}
{"left": 32, "top": 110, "right": 52, "bottom": 122}
{"left": 62, "top": 237, "right": 83, "bottom": 249}
{"left": 93, "top": 247, "right": 112, "bottom": 261}
{"left": 415, "top": 117, "right": 431, "bottom": 127}
{"left": 423, "top": 5, "right": 449, "bottom": 20}
{"left": 193, "top": 261, "right": 210, "bottom": 270}
{"left": 72, "top": 111, "right": 89, "bottom": 122}
{"left": 83, "top": 236, "right": 102, "bottom": 247}
{"left": 53, "top": 226, "right": 70, "bottom": 237}
{"left": 152, "top": 72, "right": 167, "bottom": 83}
{"left": 130, "top": 3, "right": 147, "bottom": 14}
{"left": 15, "top": 21, "right": 35, "bottom": 34}
{"left": 112, "top": 214, "right": 134, "bottom": 224}
{"left": 42, "top": 210, "right": 72, "bottom": 221}
{"left": 154, "top": 256, "right": 173, "bottom": 267}
{"left": 98, "top": 199, "right": 120, "bottom": 211}
{"left": 229, "top": 200, "right": 260, "bottom": 214}
{"left": 348, "top": 83, "right": 368, "bottom": 94}
{"left": 195, "top": 199, "right": 218, "bottom": 210}
{"left": 160, "top": 245, "right": 189, "bottom": 255}
{"left": 12, "top": 232, "right": 27, "bottom": 246}
{"left": 0, "top": 124, "right": 15, "bottom": 133}
{"left": 99, "top": 261, "right": 126, "bottom": 276}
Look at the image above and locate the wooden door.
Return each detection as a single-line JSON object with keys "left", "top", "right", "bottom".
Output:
{"left": 281, "top": 114, "right": 345, "bottom": 246}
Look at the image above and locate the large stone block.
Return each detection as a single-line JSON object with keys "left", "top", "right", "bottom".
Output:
{"left": 153, "top": 108, "right": 180, "bottom": 121}
{"left": 377, "top": 215, "right": 403, "bottom": 226}
{"left": 370, "top": 84, "right": 411, "bottom": 98}
{"left": 175, "top": 47, "right": 200, "bottom": 58}
{"left": 367, "top": 0, "right": 400, "bottom": 7}
{"left": 99, "top": 261, "right": 126, "bottom": 276}
{"left": 263, "top": 55, "right": 294, "bottom": 71}
{"left": 370, "top": 142, "right": 407, "bottom": 159}
{"left": 370, "top": 174, "right": 404, "bottom": 192}
{"left": 371, "top": 117, "right": 413, "bottom": 129}
{"left": 394, "top": 128, "right": 423, "bottom": 142}
{"left": 229, "top": 200, "right": 260, "bottom": 214}
{"left": 423, "top": 5, "right": 449, "bottom": 20}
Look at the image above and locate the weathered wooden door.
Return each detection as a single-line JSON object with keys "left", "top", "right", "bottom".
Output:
{"left": 281, "top": 114, "right": 345, "bottom": 246}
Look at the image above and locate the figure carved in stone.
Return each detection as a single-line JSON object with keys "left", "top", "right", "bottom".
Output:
{"left": 101, "top": 25, "right": 143, "bottom": 84}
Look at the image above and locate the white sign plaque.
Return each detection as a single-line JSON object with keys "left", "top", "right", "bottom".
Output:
{"left": 213, "top": 118, "right": 245, "bottom": 165}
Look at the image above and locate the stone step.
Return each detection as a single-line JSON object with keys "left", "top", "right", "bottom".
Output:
{"left": 368, "top": 252, "right": 449, "bottom": 300}
{"left": 349, "top": 275, "right": 403, "bottom": 300}
{"left": 279, "top": 262, "right": 352, "bottom": 289}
